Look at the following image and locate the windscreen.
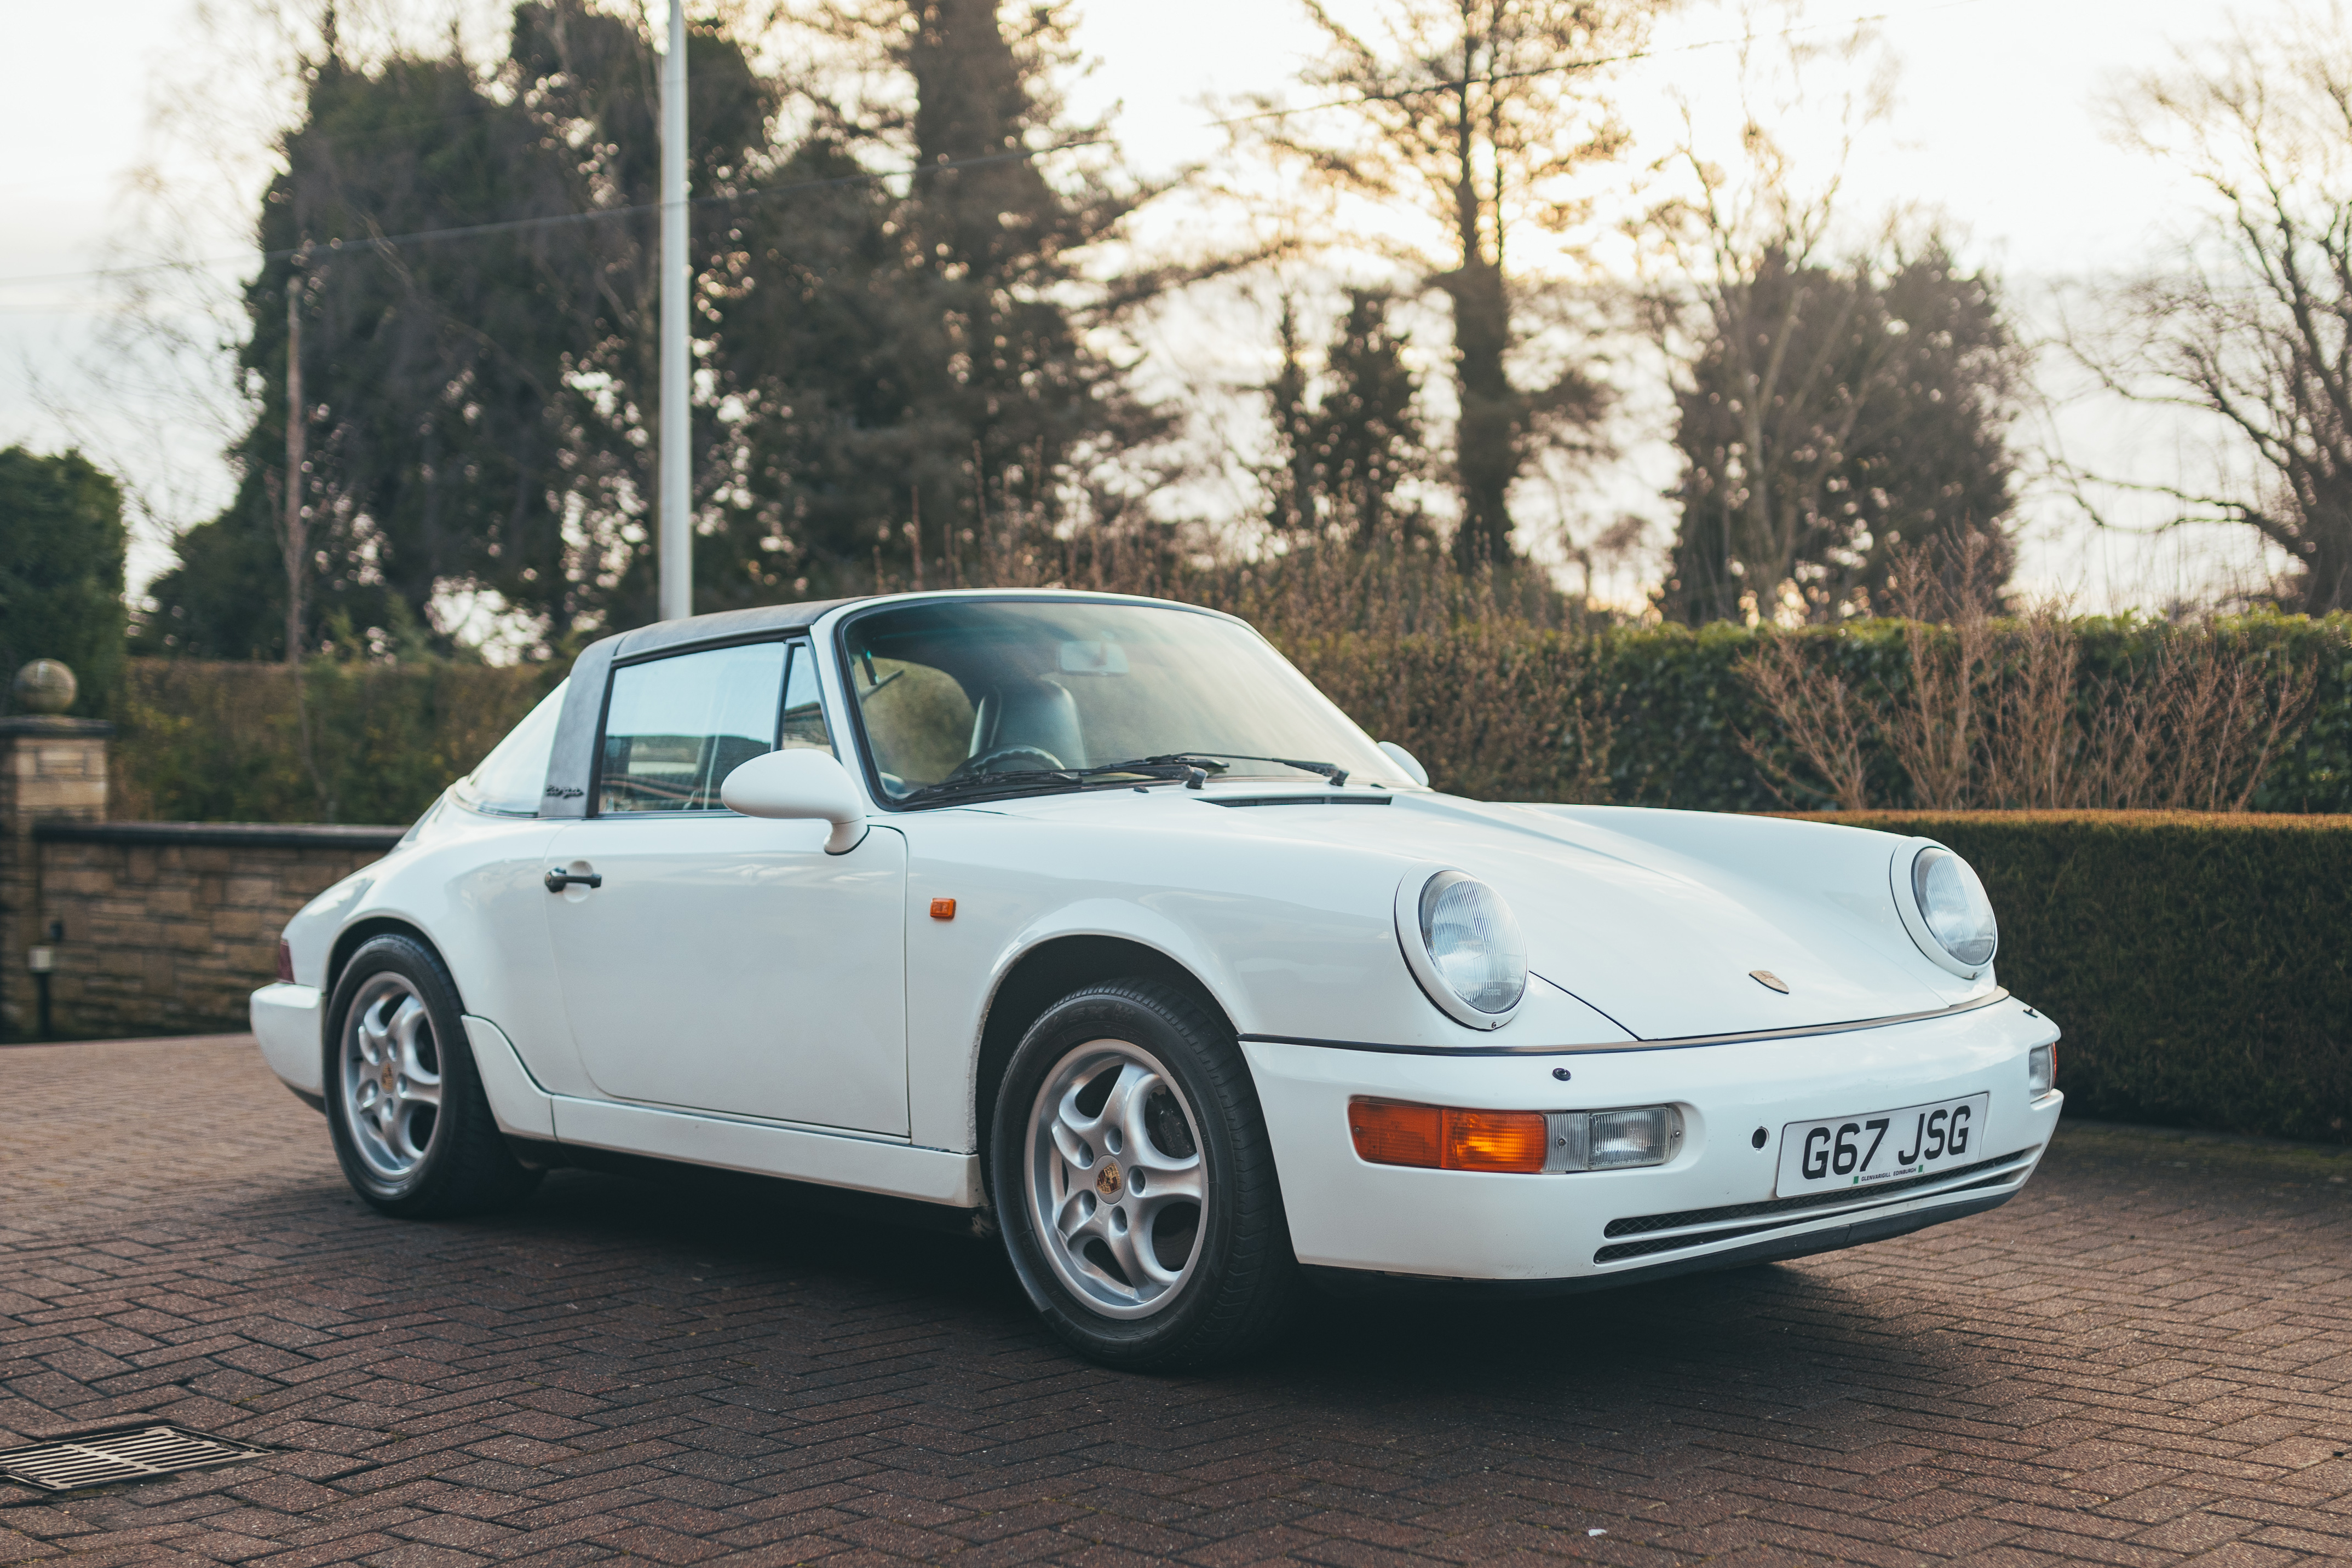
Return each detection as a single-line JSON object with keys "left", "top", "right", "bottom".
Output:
{"left": 841, "top": 599, "right": 1406, "bottom": 802}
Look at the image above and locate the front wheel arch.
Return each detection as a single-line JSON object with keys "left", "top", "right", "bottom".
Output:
{"left": 974, "top": 935, "right": 1237, "bottom": 1179}
{"left": 988, "top": 978, "right": 1299, "bottom": 1368}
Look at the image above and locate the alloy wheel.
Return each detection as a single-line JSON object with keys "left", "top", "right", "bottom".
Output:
{"left": 338, "top": 972, "right": 444, "bottom": 1182}
{"left": 1022, "top": 1038, "right": 1208, "bottom": 1318}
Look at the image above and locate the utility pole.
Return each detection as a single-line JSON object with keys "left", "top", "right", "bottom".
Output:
{"left": 657, "top": 0, "right": 691, "bottom": 622}
{"left": 283, "top": 277, "right": 307, "bottom": 666}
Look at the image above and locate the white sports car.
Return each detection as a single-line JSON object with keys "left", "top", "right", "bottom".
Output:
{"left": 252, "top": 591, "right": 2062, "bottom": 1367}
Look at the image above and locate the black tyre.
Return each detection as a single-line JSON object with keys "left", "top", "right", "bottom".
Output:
{"left": 323, "top": 933, "right": 540, "bottom": 1218}
{"left": 990, "top": 979, "right": 1300, "bottom": 1369}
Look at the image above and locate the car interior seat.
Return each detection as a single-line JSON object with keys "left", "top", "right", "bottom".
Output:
{"left": 969, "top": 677, "right": 1086, "bottom": 769}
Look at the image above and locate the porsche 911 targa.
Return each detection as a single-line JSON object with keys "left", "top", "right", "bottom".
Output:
{"left": 252, "top": 591, "right": 2062, "bottom": 1367}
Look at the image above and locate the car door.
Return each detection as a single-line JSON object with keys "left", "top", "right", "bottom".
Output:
{"left": 543, "top": 637, "right": 908, "bottom": 1136}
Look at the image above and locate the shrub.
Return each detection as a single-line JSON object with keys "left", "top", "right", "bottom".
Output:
{"left": 108, "top": 613, "right": 2352, "bottom": 823}
{"left": 112, "top": 659, "right": 558, "bottom": 824}
{"left": 1796, "top": 811, "right": 2352, "bottom": 1145}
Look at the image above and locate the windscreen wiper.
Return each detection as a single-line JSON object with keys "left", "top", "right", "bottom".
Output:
{"left": 894, "top": 753, "right": 1347, "bottom": 809}
{"left": 894, "top": 756, "right": 1214, "bottom": 808}
{"left": 1155, "top": 752, "right": 1351, "bottom": 787}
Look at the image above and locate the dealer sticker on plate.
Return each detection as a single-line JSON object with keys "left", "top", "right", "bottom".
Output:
{"left": 1775, "top": 1093, "right": 1989, "bottom": 1197}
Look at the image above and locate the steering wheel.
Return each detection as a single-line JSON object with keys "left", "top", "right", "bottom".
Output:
{"left": 947, "top": 745, "right": 1066, "bottom": 780}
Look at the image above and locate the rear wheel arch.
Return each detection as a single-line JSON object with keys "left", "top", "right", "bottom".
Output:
{"left": 326, "top": 918, "right": 454, "bottom": 1011}
{"left": 974, "top": 936, "right": 1235, "bottom": 1174}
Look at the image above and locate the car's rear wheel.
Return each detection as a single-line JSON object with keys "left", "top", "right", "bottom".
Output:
{"left": 991, "top": 980, "right": 1299, "bottom": 1369}
{"left": 324, "top": 933, "right": 539, "bottom": 1218}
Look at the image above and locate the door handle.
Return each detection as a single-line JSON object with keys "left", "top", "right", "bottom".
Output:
{"left": 545, "top": 868, "right": 603, "bottom": 892}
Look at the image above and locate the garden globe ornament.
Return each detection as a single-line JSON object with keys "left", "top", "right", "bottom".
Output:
{"left": 12, "top": 660, "right": 77, "bottom": 715}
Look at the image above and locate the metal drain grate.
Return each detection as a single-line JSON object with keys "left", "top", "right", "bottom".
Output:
{"left": 0, "top": 1424, "right": 269, "bottom": 1492}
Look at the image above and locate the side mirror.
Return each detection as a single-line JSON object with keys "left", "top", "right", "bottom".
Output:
{"left": 720, "top": 749, "right": 870, "bottom": 854}
{"left": 1378, "top": 741, "right": 1429, "bottom": 788}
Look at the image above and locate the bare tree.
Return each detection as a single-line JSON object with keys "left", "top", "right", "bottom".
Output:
{"left": 1740, "top": 531, "right": 2318, "bottom": 811}
{"left": 1240, "top": 0, "right": 1670, "bottom": 567}
{"left": 1644, "top": 7, "right": 2022, "bottom": 624}
{"left": 2074, "top": 1, "right": 2352, "bottom": 612}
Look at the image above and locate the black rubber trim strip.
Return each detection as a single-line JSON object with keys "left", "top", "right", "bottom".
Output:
{"left": 1603, "top": 1147, "right": 2038, "bottom": 1237}
{"left": 1202, "top": 794, "right": 1393, "bottom": 808}
{"left": 1297, "top": 1187, "right": 2021, "bottom": 1302}
{"left": 1238, "top": 987, "right": 2014, "bottom": 1058}
{"left": 1580, "top": 1171, "right": 2022, "bottom": 1269}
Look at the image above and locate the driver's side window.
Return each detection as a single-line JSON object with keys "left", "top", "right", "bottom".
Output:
{"left": 599, "top": 642, "right": 800, "bottom": 814}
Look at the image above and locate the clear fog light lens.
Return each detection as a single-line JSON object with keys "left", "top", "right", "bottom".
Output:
{"left": 1912, "top": 846, "right": 1998, "bottom": 968}
{"left": 2029, "top": 1043, "right": 2056, "bottom": 1097}
{"left": 1588, "top": 1106, "right": 1680, "bottom": 1169}
{"left": 1418, "top": 872, "right": 1528, "bottom": 1014}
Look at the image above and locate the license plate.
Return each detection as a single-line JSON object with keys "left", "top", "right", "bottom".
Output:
{"left": 1774, "top": 1093, "right": 1990, "bottom": 1197}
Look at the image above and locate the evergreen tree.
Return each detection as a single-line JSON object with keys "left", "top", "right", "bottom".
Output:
{"left": 146, "top": 0, "right": 1166, "bottom": 650}
{"left": 1660, "top": 243, "right": 2022, "bottom": 623}
{"left": 0, "top": 448, "right": 127, "bottom": 711}
{"left": 1265, "top": 289, "right": 1428, "bottom": 546}
{"left": 789, "top": 0, "right": 1169, "bottom": 586}
{"left": 1247, "top": 0, "right": 1665, "bottom": 567}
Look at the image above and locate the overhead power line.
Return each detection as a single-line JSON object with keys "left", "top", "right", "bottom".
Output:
{"left": 0, "top": 0, "right": 1998, "bottom": 294}
{"left": 0, "top": 139, "right": 1111, "bottom": 292}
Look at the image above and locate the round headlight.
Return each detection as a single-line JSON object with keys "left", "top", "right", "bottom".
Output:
{"left": 1399, "top": 870, "right": 1528, "bottom": 1027}
{"left": 1909, "top": 845, "right": 1997, "bottom": 970}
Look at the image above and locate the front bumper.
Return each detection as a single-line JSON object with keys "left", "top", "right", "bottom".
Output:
{"left": 1245, "top": 995, "right": 2062, "bottom": 1287}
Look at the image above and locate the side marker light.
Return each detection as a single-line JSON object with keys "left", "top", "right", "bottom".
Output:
{"left": 929, "top": 898, "right": 957, "bottom": 920}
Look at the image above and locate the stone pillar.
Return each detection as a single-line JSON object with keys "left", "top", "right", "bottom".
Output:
{"left": 0, "top": 715, "right": 113, "bottom": 1035}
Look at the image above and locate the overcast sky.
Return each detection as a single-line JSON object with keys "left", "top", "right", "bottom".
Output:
{"left": 0, "top": 0, "right": 2297, "bottom": 613}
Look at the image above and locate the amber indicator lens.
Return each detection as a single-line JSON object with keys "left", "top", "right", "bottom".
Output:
{"left": 929, "top": 897, "right": 957, "bottom": 920}
{"left": 1348, "top": 1100, "right": 1546, "bottom": 1173}
{"left": 1349, "top": 1100, "right": 1440, "bottom": 1167}
{"left": 1442, "top": 1109, "right": 1549, "bottom": 1173}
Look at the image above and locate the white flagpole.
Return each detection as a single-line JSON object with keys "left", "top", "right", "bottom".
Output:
{"left": 657, "top": 0, "right": 691, "bottom": 621}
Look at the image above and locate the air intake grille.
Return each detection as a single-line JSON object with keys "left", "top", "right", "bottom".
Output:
{"left": 0, "top": 1425, "right": 269, "bottom": 1492}
{"left": 1601, "top": 1148, "right": 2036, "bottom": 1239}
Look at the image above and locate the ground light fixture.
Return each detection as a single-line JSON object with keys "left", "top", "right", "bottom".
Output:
{"left": 1350, "top": 1099, "right": 1684, "bottom": 1174}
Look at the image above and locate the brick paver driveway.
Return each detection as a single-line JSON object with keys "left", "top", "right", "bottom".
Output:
{"left": 2, "top": 1037, "right": 2348, "bottom": 1566}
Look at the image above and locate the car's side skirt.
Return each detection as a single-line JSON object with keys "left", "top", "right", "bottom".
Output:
{"left": 463, "top": 1013, "right": 980, "bottom": 1207}
{"left": 552, "top": 1097, "right": 981, "bottom": 1208}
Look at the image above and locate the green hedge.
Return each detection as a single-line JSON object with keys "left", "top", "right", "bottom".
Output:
{"left": 1798, "top": 811, "right": 2352, "bottom": 1145}
{"left": 112, "top": 659, "right": 559, "bottom": 825}
{"left": 1594, "top": 613, "right": 2352, "bottom": 813}
{"left": 108, "top": 613, "right": 2352, "bottom": 823}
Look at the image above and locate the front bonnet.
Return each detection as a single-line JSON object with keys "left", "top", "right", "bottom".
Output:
{"left": 1265, "top": 793, "right": 1958, "bottom": 1040}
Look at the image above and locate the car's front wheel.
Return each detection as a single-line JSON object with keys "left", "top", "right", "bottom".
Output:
{"left": 323, "top": 933, "right": 540, "bottom": 1218}
{"left": 991, "top": 980, "right": 1300, "bottom": 1369}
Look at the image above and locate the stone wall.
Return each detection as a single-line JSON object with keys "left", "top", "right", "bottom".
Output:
{"left": 20, "top": 823, "right": 402, "bottom": 1038}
